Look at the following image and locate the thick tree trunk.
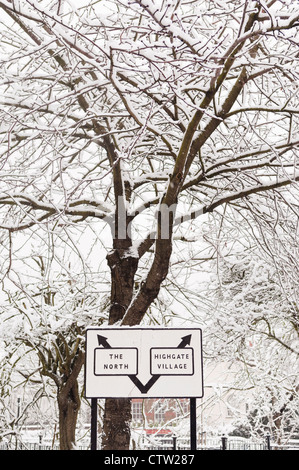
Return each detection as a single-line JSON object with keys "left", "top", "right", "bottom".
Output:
{"left": 57, "top": 380, "right": 81, "bottom": 450}
{"left": 106, "top": 248, "right": 138, "bottom": 325}
{"left": 102, "top": 398, "right": 132, "bottom": 450}
{"left": 102, "top": 245, "right": 139, "bottom": 450}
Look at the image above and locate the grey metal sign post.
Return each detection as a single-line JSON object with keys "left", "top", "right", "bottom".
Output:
{"left": 85, "top": 327, "right": 203, "bottom": 450}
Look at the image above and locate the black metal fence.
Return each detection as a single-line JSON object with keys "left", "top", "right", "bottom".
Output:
{"left": 1, "top": 435, "right": 298, "bottom": 451}
{"left": 143, "top": 435, "right": 299, "bottom": 451}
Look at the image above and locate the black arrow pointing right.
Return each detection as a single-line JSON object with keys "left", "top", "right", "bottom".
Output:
{"left": 177, "top": 334, "right": 192, "bottom": 349}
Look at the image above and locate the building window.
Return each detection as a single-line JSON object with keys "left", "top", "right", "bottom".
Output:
{"left": 132, "top": 401, "right": 143, "bottom": 424}
{"left": 179, "top": 399, "right": 189, "bottom": 416}
{"left": 154, "top": 401, "right": 167, "bottom": 424}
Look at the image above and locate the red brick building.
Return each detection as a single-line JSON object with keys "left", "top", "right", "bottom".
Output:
{"left": 132, "top": 398, "right": 190, "bottom": 428}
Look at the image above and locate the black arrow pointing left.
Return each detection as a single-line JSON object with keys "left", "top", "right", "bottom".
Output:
{"left": 97, "top": 335, "right": 112, "bottom": 349}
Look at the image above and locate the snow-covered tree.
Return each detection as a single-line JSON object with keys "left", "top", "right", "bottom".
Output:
{"left": 0, "top": 0, "right": 298, "bottom": 449}
{"left": 202, "top": 206, "right": 299, "bottom": 444}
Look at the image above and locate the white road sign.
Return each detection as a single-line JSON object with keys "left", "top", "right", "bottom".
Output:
{"left": 84, "top": 328, "right": 203, "bottom": 398}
